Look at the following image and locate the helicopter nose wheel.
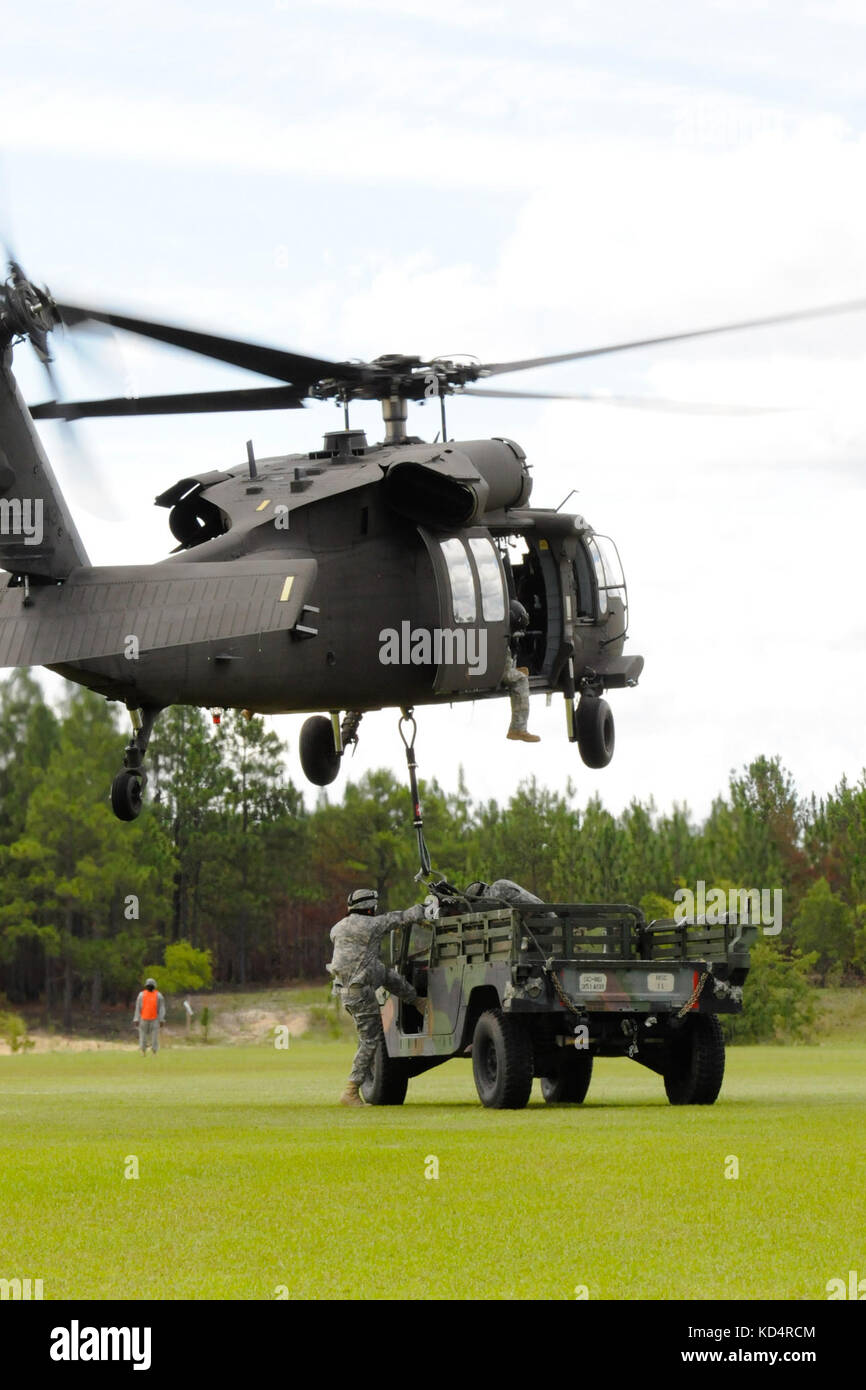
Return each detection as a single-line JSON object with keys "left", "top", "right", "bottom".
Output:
{"left": 575, "top": 695, "right": 615, "bottom": 769}
{"left": 299, "top": 710, "right": 363, "bottom": 786}
{"left": 110, "top": 705, "right": 162, "bottom": 821}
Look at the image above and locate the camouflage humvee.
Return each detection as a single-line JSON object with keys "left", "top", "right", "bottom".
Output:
{"left": 361, "top": 900, "right": 756, "bottom": 1108}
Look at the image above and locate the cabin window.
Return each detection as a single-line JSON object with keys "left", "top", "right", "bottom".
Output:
{"left": 468, "top": 537, "right": 506, "bottom": 622}
{"left": 439, "top": 538, "right": 476, "bottom": 623}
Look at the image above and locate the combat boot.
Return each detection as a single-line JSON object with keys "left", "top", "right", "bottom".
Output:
{"left": 339, "top": 1081, "right": 364, "bottom": 1107}
{"left": 507, "top": 729, "right": 541, "bottom": 742}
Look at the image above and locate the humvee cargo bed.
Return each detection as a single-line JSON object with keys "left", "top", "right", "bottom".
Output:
{"left": 362, "top": 901, "right": 756, "bottom": 1109}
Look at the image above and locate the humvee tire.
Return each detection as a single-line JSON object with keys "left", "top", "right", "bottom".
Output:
{"left": 540, "top": 1049, "right": 593, "bottom": 1103}
{"left": 361, "top": 1020, "right": 410, "bottom": 1105}
{"left": 472, "top": 1009, "right": 533, "bottom": 1109}
{"left": 663, "top": 1013, "right": 725, "bottom": 1105}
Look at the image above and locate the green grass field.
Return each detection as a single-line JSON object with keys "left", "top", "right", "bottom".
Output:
{"left": 1, "top": 1038, "right": 864, "bottom": 1300}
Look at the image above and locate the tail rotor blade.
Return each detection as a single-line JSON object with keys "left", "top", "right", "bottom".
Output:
{"left": 30, "top": 354, "right": 124, "bottom": 524}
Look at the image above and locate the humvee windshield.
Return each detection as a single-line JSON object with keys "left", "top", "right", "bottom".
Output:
{"left": 407, "top": 922, "right": 434, "bottom": 961}
{"left": 386, "top": 919, "right": 433, "bottom": 968}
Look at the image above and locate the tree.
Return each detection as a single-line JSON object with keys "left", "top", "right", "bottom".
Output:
{"left": 728, "top": 756, "right": 808, "bottom": 897}
{"left": 2, "top": 653, "right": 859, "bottom": 1006}
{"left": 791, "top": 878, "right": 856, "bottom": 983}
{"left": 209, "top": 713, "right": 305, "bottom": 983}
{"left": 142, "top": 940, "right": 213, "bottom": 993}
{"left": 853, "top": 907, "right": 866, "bottom": 978}
{"left": 819, "top": 775, "right": 866, "bottom": 906}
{"left": 617, "top": 798, "right": 669, "bottom": 903}
{"left": 639, "top": 892, "right": 677, "bottom": 921}
{"left": 723, "top": 941, "right": 817, "bottom": 1043}
{"left": 148, "top": 706, "right": 231, "bottom": 945}
{"left": 0, "top": 688, "right": 174, "bottom": 1020}
{"left": 0, "top": 671, "right": 59, "bottom": 843}
{"left": 565, "top": 795, "right": 623, "bottom": 900}
{"left": 309, "top": 769, "right": 422, "bottom": 910}
{"left": 473, "top": 776, "right": 578, "bottom": 898}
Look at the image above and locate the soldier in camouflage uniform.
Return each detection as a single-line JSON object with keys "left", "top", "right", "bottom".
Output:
{"left": 328, "top": 888, "right": 428, "bottom": 1107}
{"left": 463, "top": 879, "right": 558, "bottom": 933}
{"left": 502, "top": 600, "right": 540, "bottom": 742}
{"left": 466, "top": 878, "right": 544, "bottom": 907}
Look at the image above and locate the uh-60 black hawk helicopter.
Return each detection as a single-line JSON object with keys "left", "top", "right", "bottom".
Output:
{"left": 2, "top": 258, "right": 864, "bottom": 822}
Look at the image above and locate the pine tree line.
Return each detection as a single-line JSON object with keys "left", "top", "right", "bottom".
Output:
{"left": 0, "top": 670, "right": 864, "bottom": 1019}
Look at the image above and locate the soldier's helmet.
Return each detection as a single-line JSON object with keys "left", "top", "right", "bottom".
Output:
{"left": 509, "top": 599, "right": 529, "bottom": 631}
{"left": 464, "top": 881, "right": 489, "bottom": 897}
{"left": 347, "top": 888, "right": 378, "bottom": 914}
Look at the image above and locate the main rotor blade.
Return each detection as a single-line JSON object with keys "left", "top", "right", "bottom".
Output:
{"left": 479, "top": 298, "right": 866, "bottom": 378}
{"left": 460, "top": 386, "right": 790, "bottom": 414}
{"left": 29, "top": 384, "right": 308, "bottom": 420}
{"left": 54, "top": 302, "right": 369, "bottom": 388}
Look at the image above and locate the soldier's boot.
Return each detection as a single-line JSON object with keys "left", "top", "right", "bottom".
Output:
{"left": 507, "top": 728, "right": 541, "bottom": 742}
{"left": 339, "top": 1081, "right": 364, "bottom": 1107}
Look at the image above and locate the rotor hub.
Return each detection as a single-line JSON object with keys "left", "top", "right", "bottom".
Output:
{"left": 1, "top": 264, "right": 58, "bottom": 363}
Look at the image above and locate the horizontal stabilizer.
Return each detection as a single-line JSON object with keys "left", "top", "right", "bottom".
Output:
{"left": 0, "top": 557, "right": 317, "bottom": 669}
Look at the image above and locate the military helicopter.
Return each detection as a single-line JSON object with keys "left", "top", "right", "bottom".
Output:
{"left": 2, "top": 258, "right": 864, "bottom": 821}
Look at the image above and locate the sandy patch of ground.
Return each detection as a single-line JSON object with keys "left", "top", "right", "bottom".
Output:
{"left": 0, "top": 1006, "right": 313, "bottom": 1053}
{"left": 0, "top": 1036, "right": 140, "bottom": 1054}
{"left": 212, "top": 1008, "right": 311, "bottom": 1042}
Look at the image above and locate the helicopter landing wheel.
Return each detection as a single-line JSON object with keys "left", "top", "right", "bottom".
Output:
{"left": 111, "top": 769, "right": 144, "bottom": 821}
{"left": 576, "top": 695, "right": 615, "bottom": 769}
{"left": 111, "top": 705, "right": 161, "bottom": 823}
{"left": 299, "top": 715, "right": 342, "bottom": 786}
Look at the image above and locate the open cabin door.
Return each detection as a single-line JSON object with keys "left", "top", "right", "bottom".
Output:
{"left": 497, "top": 530, "right": 572, "bottom": 686}
{"left": 417, "top": 527, "right": 510, "bottom": 695}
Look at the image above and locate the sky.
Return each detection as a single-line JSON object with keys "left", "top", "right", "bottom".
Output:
{"left": 2, "top": 0, "right": 866, "bottom": 825}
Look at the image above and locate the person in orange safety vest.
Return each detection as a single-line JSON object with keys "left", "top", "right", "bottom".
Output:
{"left": 133, "top": 977, "right": 166, "bottom": 1054}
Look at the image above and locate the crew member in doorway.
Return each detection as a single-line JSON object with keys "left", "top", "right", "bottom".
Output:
{"left": 502, "top": 599, "right": 540, "bottom": 743}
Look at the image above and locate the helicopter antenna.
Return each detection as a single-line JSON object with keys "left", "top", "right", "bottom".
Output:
{"left": 246, "top": 439, "right": 257, "bottom": 480}
{"left": 556, "top": 488, "right": 577, "bottom": 512}
{"left": 426, "top": 365, "right": 448, "bottom": 441}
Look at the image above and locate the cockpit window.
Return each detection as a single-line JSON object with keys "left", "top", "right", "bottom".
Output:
{"left": 469, "top": 537, "right": 506, "bottom": 621}
{"left": 586, "top": 535, "right": 627, "bottom": 622}
{"left": 573, "top": 543, "right": 595, "bottom": 618}
{"left": 595, "top": 536, "right": 624, "bottom": 588}
{"left": 440, "top": 538, "right": 476, "bottom": 623}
